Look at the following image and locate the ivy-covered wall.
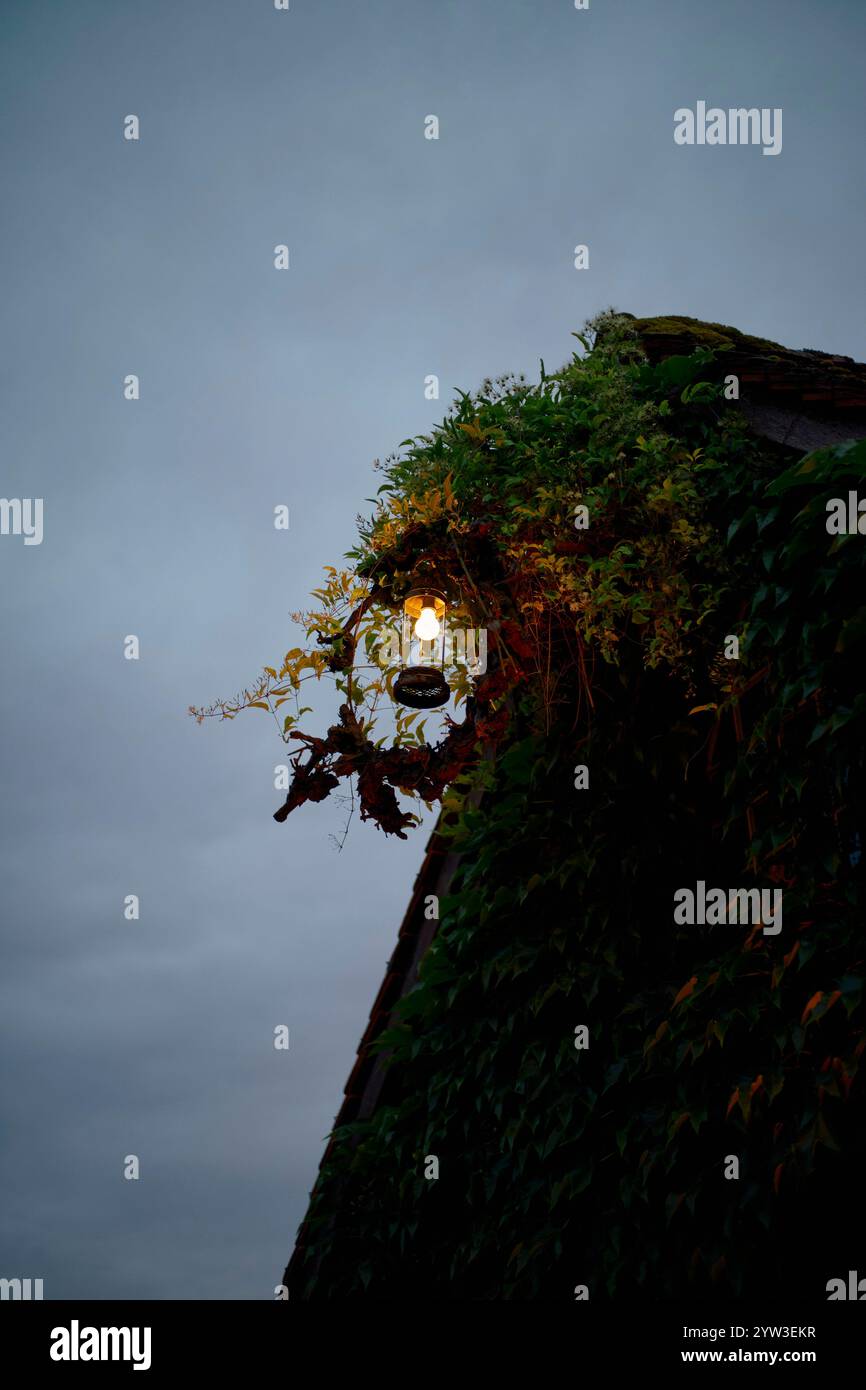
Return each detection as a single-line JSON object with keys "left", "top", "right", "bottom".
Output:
{"left": 201, "top": 313, "right": 866, "bottom": 1300}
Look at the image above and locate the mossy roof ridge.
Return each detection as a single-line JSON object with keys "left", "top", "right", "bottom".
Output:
{"left": 624, "top": 313, "right": 866, "bottom": 403}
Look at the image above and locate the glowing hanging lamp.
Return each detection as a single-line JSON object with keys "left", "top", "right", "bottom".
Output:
{"left": 392, "top": 582, "right": 450, "bottom": 709}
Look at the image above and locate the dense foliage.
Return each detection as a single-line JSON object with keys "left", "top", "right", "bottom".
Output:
{"left": 198, "top": 313, "right": 866, "bottom": 1299}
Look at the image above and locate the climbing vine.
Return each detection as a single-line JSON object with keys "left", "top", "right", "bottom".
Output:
{"left": 195, "top": 312, "right": 866, "bottom": 1299}
{"left": 193, "top": 312, "right": 771, "bottom": 835}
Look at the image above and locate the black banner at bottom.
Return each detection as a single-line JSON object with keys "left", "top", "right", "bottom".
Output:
{"left": 2, "top": 1300, "right": 864, "bottom": 1375}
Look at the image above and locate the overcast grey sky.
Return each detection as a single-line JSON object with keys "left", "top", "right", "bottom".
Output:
{"left": 1, "top": 0, "right": 864, "bottom": 1299}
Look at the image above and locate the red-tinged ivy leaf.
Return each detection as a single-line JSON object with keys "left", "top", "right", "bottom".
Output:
{"left": 672, "top": 975, "right": 698, "bottom": 1008}
{"left": 773, "top": 1163, "right": 784, "bottom": 1196}
{"left": 726, "top": 1088, "right": 740, "bottom": 1120}
{"left": 801, "top": 990, "right": 824, "bottom": 1024}
{"left": 645, "top": 1019, "right": 669, "bottom": 1055}
{"left": 749, "top": 1074, "right": 764, "bottom": 1099}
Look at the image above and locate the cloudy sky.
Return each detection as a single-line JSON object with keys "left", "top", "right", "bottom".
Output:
{"left": 1, "top": 0, "right": 864, "bottom": 1299}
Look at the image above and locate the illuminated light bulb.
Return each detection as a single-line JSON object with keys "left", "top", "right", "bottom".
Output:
{"left": 414, "top": 606, "right": 441, "bottom": 641}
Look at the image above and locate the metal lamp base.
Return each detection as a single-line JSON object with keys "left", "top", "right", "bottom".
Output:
{"left": 393, "top": 666, "right": 450, "bottom": 710}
